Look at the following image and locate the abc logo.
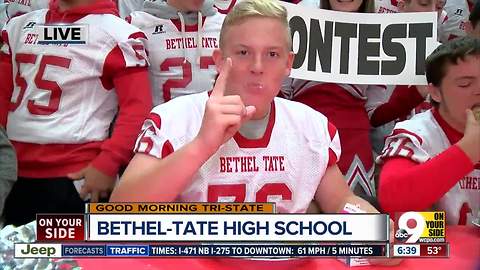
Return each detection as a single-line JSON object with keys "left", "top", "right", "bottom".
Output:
{"left": 396, "top": 212, "right": 426, "bottom": 243}
{"left": 394, "top": 228, "right": 410, "bottom": 242}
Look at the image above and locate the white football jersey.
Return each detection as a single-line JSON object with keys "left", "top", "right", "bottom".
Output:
{"left": 439, "top": 0, "right": 470, "bottom": 42}
{"left": 374, "top": 0, "right": 399, "bottom": 13}
{"left": 214, "top": 0, "right": 237, "bottom": 14}
{"left": 128, "top": 11, "right": 224, "bottom": 106}
{"left": 134, "top": 92, "right": 341, "bottom": 213}
{"left": 378, "top": 110, "right": 479, "bottom": 225}
{"left": 1, "top": 10, "right": 148, "bottom": 144}
{"left": 0, "top": 0, "right": 48, "bottom": 29}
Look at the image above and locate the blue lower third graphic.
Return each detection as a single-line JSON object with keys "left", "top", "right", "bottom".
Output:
{"left": 62, "top": 245, "right": 106, "bottom": 257}
{"left": 106, "top": 245, "right": 150, "bottom": 256}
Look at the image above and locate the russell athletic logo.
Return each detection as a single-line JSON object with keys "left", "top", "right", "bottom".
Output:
{"left": 153, "top": 24, "right": 165, "bottom": 34}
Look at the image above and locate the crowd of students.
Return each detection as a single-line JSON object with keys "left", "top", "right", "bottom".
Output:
{"left": 0, "top": 0, "right": 478, "bottom": 233}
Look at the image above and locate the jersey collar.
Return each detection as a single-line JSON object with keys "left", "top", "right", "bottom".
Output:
{"left": 233, "top": 101, "right": 275, "bottom": 148}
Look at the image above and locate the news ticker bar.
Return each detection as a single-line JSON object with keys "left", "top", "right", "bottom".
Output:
{"left": 393, "top": 243, "right": 449, "bottom": 257}
{"left": 14, "top": 243, "right": 388, "bottom": 258}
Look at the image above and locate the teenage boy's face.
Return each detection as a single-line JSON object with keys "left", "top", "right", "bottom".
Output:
{"left": 430, "top": 55, "right": 480, "bottom": 129}
{"left": 213, "top": 17, "right": 294, "bottom": 119}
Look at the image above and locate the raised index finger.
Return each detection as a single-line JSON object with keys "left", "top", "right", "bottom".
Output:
{"left": 211, "top": 57, "right": 232, "bottom": 98}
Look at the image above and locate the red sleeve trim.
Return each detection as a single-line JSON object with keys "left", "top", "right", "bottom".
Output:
{"left": 327, "top": 148, "right": 337, "bottom": 167}
{"left": 161, "top": 140, "right": 174, "bottom": 158}
{"left": 327, "top": 122, "right": 339, "bottom": 166}
{"left": 214, "top": 0, "right": 237, "bottom": 14}
{"left": 128, "top": 31, "right": 147, "bottom": 40}
{"left": 327, "top": 121, "right": 337, "bottom": 140}
{"left": 125, "top": 15, "right": 132, "bottom": 24}
{"left": 147, "top": 112, "right": 161, "bottom": 129}
{"left": 101, "top": 45, "right": 126, "bottom": 90}
{"left": 385, "top": 128, "right": 423, "bottom": 144}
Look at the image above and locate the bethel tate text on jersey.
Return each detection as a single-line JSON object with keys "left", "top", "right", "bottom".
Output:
{"left": 220, "top": 156, "right": 285, "bottom": 173}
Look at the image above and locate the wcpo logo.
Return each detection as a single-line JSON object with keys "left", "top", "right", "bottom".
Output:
{"left": 14, "top": 243, "right": 62, "bottom": 258}
{"left": 35, "top": 24, "right": 88, "bottom": 45}
{"left": 394, "top": 212, "right": 446, "bottom": 244}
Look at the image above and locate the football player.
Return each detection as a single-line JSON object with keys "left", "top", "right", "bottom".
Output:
{"left": 0, "top": 0, "right": 152, "bottom": 225}
{"left": 378, "top": 37, "right": 480, "bottom": 226}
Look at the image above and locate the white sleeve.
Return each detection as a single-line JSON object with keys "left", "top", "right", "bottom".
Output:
{"left": 118, "top": 33, "right": 149, "bottom": 69}
{"left": 377, "top": 125, "right": 431, "bottom": 164}
{"left": 133, "top": 96, "right": 204, "bottom": 159}
{"left": 133, "top": 110, "right": 174, "bottom": 158}
{"left": 0, "top": 1, "right": 32, "bottom": 30}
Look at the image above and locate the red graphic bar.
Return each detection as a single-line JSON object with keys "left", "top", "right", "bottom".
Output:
{"left": 36, "top": 214, "right": 85, "bottom": 241}
{"left": 419, "top": 243, "right": 449, "bottom": 257}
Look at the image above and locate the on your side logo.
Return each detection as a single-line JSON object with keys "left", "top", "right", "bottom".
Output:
{"left": 394, "top": 212, "right": 446, "bottom": 243}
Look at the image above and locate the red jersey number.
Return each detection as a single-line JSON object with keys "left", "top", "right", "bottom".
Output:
{"left": 208, "top": 183, "right": 292, "bottom": 203}
{"left": 160, "top": 56, "right": 215, "bottom": 102}
{"left": 11, "top": 54, "right": 71, "bottom": 115}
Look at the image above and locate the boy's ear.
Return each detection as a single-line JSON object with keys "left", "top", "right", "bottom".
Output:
{"left": 428, "top": 83, "right": 442, "bottom": 104}
{"left": 213, "top": 49, "right": 224, "bottom": 74}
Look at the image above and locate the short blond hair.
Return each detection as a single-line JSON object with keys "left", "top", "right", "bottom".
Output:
{"left": 219, "top": 0, "right": 292, "bottom": 50}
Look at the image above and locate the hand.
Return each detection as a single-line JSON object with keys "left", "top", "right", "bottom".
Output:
{"left": 68, "top": 165, "right": 116, "bottom": 202}
{"left": 456, "top": 109, "right": 480, "bottom": 164}
{"left": 195, "top": 58, "right": 256, "bottom": 155}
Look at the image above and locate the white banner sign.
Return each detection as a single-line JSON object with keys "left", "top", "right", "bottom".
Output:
{"left": 281, "top": 2, "right": 439, "bottom": 85}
